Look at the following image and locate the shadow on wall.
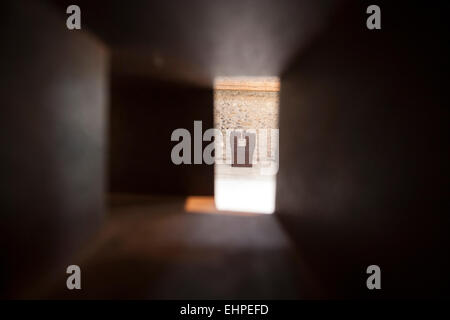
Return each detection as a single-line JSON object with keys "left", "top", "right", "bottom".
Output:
{"left": 109, "top": 76, "right": 214, "bottom": 196}
{"left": 276, "top": 1, "right": 450, "bottom": 298}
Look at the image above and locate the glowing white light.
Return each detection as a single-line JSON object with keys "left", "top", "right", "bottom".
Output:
{"left": 215, "top": 175, "right": 276, "bottom": 214}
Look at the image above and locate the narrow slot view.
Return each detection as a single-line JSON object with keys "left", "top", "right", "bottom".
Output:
{"left": 213, "top": 77, "right": 280, "bottom": 214}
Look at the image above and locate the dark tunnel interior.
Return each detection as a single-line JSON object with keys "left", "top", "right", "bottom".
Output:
{"left": 1, "top": 0, "right": 449, "bottom": 299}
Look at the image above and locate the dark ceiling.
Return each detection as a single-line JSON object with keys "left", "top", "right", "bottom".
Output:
{"left": 48, "top": 0, "right": 340, "bottom": 86}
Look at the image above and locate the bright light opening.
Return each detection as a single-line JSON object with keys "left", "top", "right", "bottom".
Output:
{"left": 214, "top": 77, "right": 280, "bottom": 214}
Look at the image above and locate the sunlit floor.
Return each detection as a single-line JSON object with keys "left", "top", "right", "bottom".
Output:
{"left": 185, "top": 196, "right": 260, "bottom": 216}
{"left": 43, "top": 194, "right": 312, "bottom": 299}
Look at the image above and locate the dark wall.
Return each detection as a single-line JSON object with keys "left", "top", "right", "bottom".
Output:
{"left": 47, "top": 0, "right": 339, "bottom": 80}
{"left": 109, "top": 76, "right": 214, "bottom": 195}
{"left": 0, "top": 1, "right": 108, "bottom": 297}
{"left": 276, "top": 1, "right": 449, "bottom": 298}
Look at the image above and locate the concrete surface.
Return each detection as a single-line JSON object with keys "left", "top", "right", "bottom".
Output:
{"left": 44, "top": 194, "right": 315, "bottom": 299}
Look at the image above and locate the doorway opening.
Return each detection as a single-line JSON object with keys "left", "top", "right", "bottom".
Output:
{"left": 213, "top": 77, "right": 279, "bottom": 214}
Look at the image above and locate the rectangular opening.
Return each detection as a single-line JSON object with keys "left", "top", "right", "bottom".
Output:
{"left": 213, "top": 77, "right": 280, "bottom": 214}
